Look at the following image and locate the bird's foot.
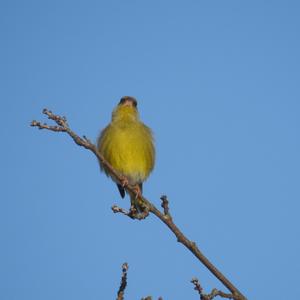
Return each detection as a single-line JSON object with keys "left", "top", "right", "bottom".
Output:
{"left": 129, "top": 204, "right": 138, "bottom": 215}
{"left": 120, "top": 177, "right": 129, "bottom": 188}
{"left": 133, "top": 184, "right": 142, "bottom": 199}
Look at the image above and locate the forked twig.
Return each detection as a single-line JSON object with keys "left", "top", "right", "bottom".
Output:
{"left": 191, "top": 278, "right": 234, "bottom": 300}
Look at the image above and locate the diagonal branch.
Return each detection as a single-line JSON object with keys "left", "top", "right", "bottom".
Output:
{"left": 31, "top": 109, "right": 247, "bottom": 300}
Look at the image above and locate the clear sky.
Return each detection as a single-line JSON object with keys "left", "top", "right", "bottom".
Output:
{"left": 1, "top": 1, "right": 300, "bottom": 299}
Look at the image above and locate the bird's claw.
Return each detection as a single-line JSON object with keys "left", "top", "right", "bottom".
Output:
{"left": 133, "top": 184, "right": 142, "bottom": 199}
{"left": 120, "top": 177, "right": 129, "bottom": 188}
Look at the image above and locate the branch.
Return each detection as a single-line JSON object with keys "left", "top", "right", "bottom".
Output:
{"left": 160, "top": 195, "right": 171, "bottom": 218}
{"left": 31, "top": 109, "right": 149, "bottom": 220}
{"left": 145, "top": 199, "right": 245, "bottom": 300}
{"left": 191, "top": 278, "right": 234, "bottom": 300}
{"left": 31, "top": 109, "right": 247, "bottom": 300}
{"left": 116, "top": 263, "right": 129, "bottom": 300}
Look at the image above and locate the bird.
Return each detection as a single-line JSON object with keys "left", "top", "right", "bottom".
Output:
{"left": 97, "top": 96, "right": 155, "bottom": 207}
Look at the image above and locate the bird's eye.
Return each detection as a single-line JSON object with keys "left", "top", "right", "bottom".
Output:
{"left": 119, "top": 96, "right": 137, "bottom": 107}
{"left": 119, "top": 97, "right": 126, "bottom": 104}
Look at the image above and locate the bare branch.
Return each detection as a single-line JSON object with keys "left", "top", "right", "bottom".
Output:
{"left": 160, "top": 195, "right": 171, "bottom": 219}
{"left": 31, "top": 109, "right": 148, "bottom": 218}
{"left": 111, "top": 204, "right": 149, "bottom": 220}
{"left": 30, "top": 120, "right": 66, "bottom": 132}
{"left": 191, "top": 278, "right": 235, "bottom": 300}
{"left": 116, "top": 263, "right": 129, "bottom": 300}
{"left": 146, "top": 202, "right": 246, "bottom": 299}
{"left": 111, "top": 205, "right": 131, "bottom": 216}
{"left": 31, "top": 109, "right": 247, "bottom": 300}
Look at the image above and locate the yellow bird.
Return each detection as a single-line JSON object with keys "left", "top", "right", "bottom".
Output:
{"left": 97, "top": 96, "right": 155, "bottom": 204}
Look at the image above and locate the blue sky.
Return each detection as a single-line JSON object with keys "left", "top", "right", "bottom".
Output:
{"left": 1, "top": 1, "right": 300, "bottom": 299}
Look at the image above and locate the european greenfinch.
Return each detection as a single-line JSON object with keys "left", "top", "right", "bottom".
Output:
{"left": 97, "top": 96, "right": 155, "bottom": 204}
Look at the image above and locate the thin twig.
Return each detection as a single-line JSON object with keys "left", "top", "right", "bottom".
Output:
{"left": 31, "top": 109, "right": 247, "bottom": 300}
{"left": 191, "top": 278, "right": 234, "bottom": 300}
{"left": 116, "top": 263, "right": 129, "bottom": 300}
{"left": 160, "top": 195, "right": 171, "bottom": 219}
{"left": 111, "top": 205, "right": 149, "bottom": 220}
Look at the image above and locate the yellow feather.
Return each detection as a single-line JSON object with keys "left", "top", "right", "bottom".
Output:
{"left": 97, "top": 99, "right": 155, "bottom": 189}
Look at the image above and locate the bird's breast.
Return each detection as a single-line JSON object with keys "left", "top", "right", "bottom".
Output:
{"left": 98, "top": 120, "right": 155, "bottom": 185}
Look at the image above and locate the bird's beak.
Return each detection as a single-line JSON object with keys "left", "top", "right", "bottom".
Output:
{"left": 123, "top": 100, "right": 134, "bottom": 107}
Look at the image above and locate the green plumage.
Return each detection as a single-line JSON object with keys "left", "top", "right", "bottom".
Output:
{"left": 97, "top": 97, "right": 155, "bottom": 199}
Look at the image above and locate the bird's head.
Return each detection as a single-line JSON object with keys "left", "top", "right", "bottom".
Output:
{"left": 118, "top": 96, "right": 138, "bottom": 108}
{"left": 112, "top": 96, "right": 139, "bottom": 122}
